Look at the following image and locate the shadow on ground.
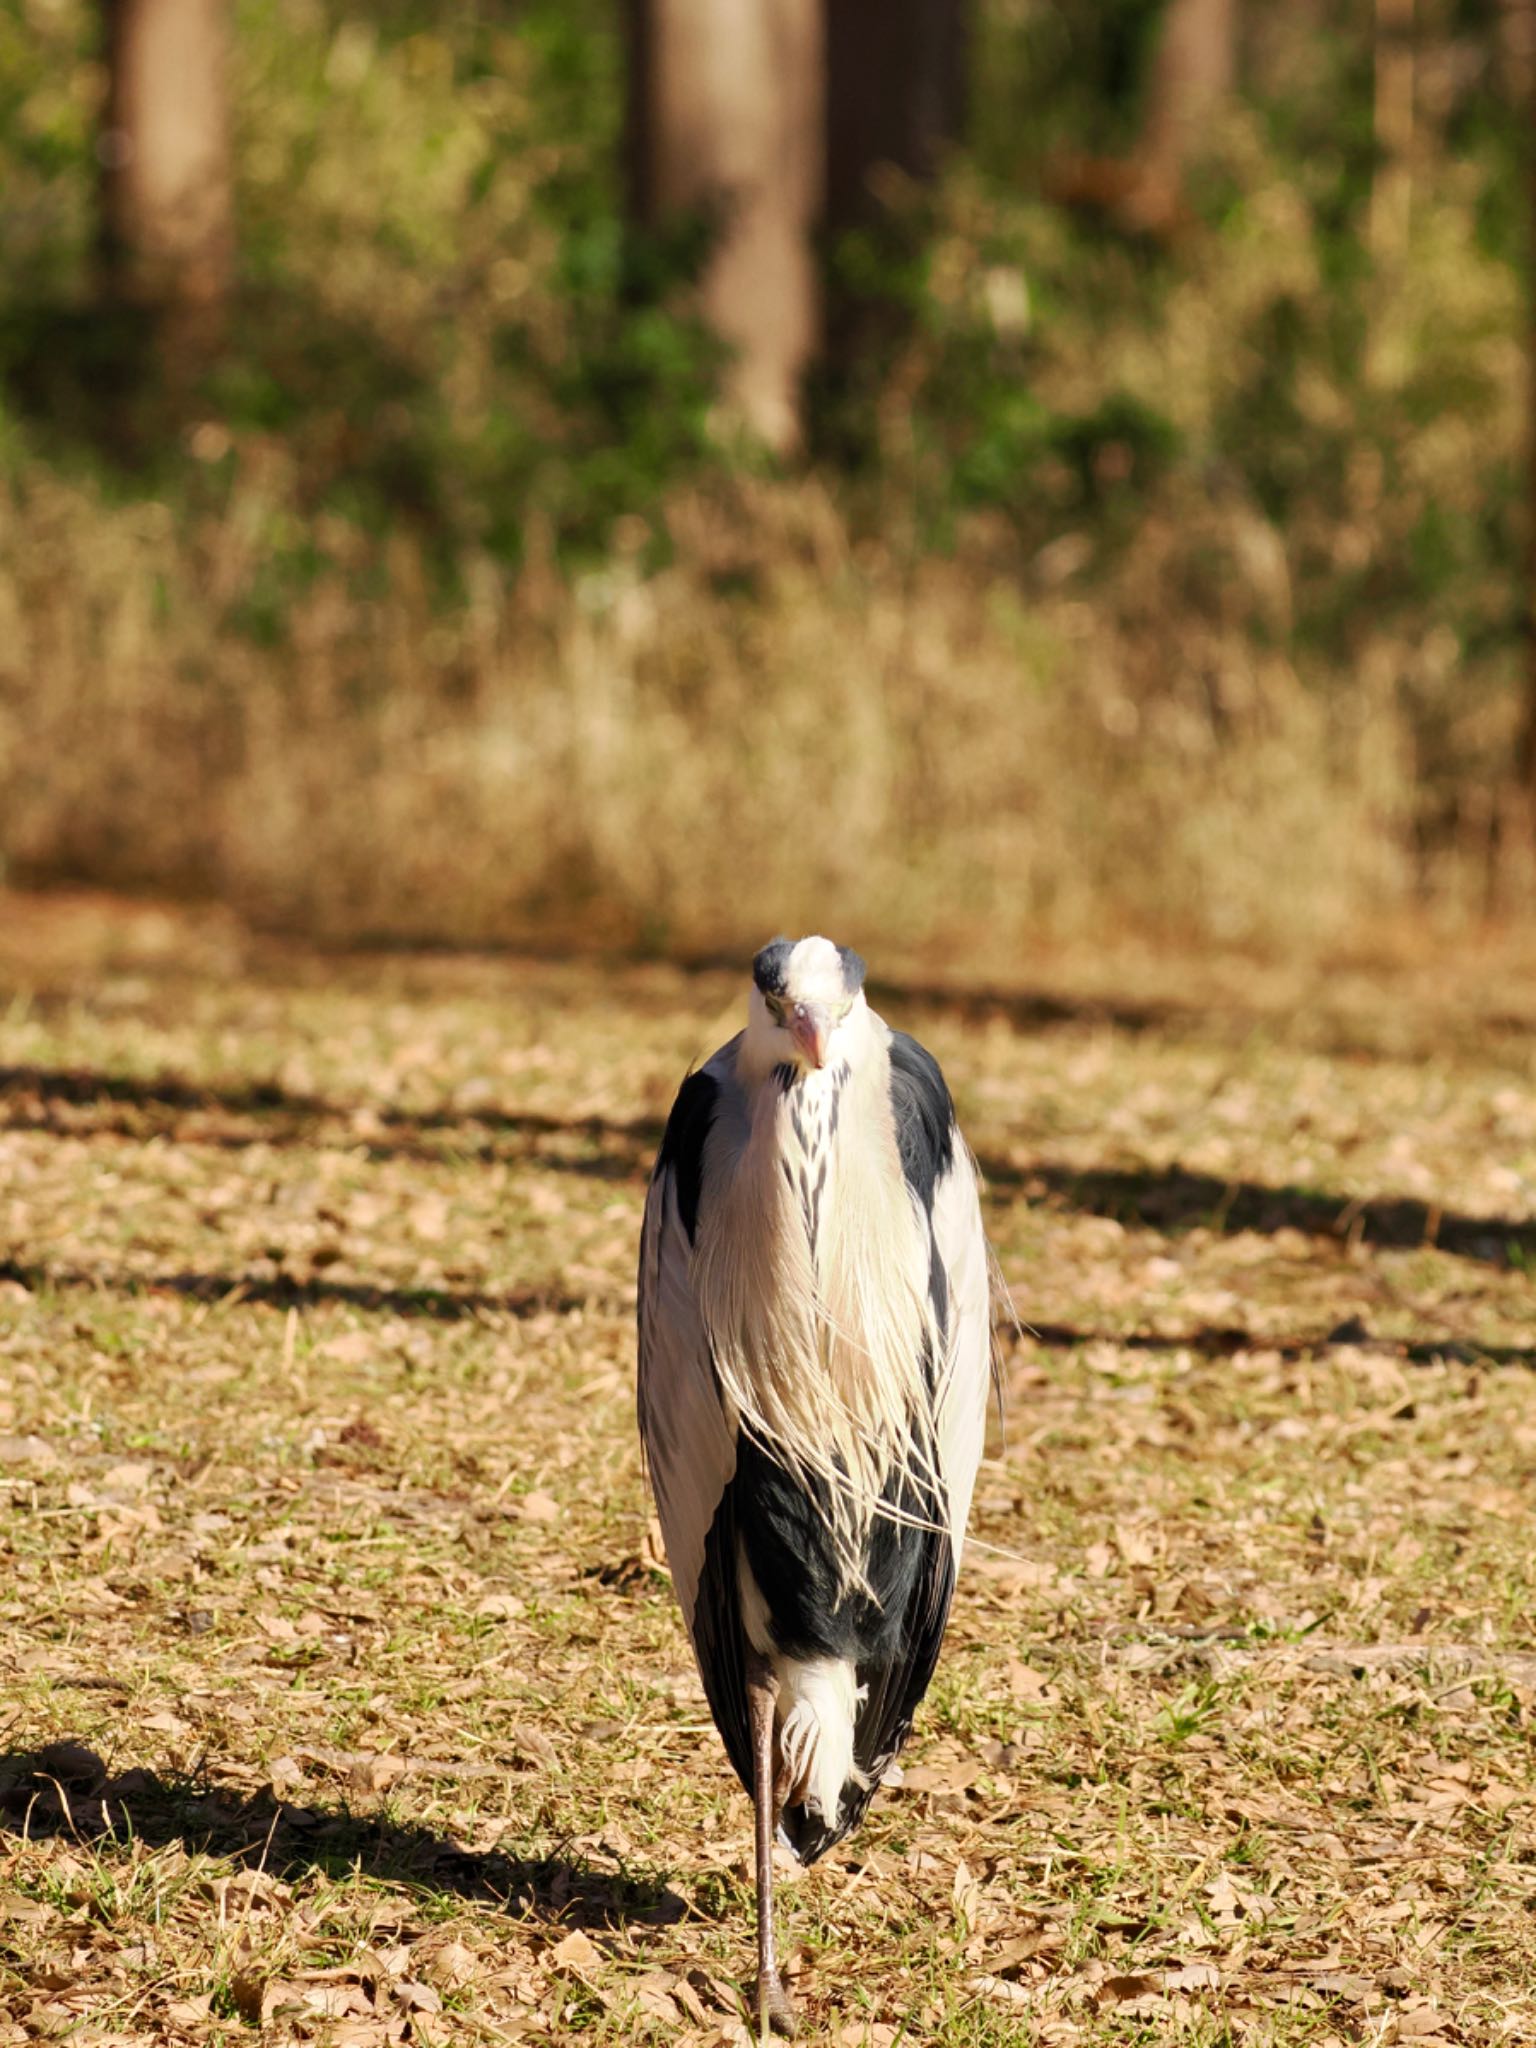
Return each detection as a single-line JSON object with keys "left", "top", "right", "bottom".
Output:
{"left": 0, "top": 1256, "right": 599, "bottom": 1323}
{"left": 1004, "top": 1160, "right": 1536, "bottom": 1267}
{"left": 6, "top": 1061, "right": 1535, "bottom": 1269}
{"left": 1016, "top": 1317, "right": 1536, "bottom": 1370}
{"left": 2, "top": 1254, "right": 1530, "bottom": 1368}
{"left": 0, "top": 1065, "right": 660, "bottom": 1178}
{"left": 0, "top": 1744, "right": 687, "bottom": 1930}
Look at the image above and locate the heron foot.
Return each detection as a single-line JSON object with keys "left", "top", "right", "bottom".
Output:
{"left": 754, "top": 1965, "right": 797, "bottom": 2040}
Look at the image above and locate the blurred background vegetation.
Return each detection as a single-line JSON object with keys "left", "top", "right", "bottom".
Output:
{"left": 0, "top": 0, "right": 1530, "bottom": 963}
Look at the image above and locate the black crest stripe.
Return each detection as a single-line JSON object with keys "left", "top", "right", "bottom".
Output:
{"left": 753, "top": 939, "right": 794, "bottom": 997}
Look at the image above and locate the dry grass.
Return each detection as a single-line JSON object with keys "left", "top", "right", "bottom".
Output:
{"left": 1, "top": 9, "right": 1527, "bottom": 960}
{"left": 3, "top": 890, "right": 1536, "bottom": 2045}
{"left": 0, "top": 463, "right": 1485, "bottom": 965}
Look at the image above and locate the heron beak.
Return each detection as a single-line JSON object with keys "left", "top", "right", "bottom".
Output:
{"left": 789, "top": 1002, "right": 831, "bottom": 1069}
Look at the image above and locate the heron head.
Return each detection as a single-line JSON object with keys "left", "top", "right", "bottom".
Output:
{"left": 748, "top": 935, "right": 867, "bottom": 1074}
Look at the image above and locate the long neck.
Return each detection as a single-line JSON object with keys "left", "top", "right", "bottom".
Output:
{"left": 753, "top": 1030, "right": 866, "bottom": 1268}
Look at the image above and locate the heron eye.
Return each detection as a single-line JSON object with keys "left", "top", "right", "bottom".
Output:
{"left": 766, "top": 996, "right": 788, "bottom": 1024}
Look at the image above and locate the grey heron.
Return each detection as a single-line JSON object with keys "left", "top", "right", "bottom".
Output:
{"left": 637, "top": 935, "right": 993, "bottom": 2037}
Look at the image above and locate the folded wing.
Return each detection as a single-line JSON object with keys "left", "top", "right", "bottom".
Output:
{"left": 636, "top": 1057, "right": 753, "bottom": 1791}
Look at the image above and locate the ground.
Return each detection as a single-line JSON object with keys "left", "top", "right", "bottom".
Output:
{"left": 2, "top": 891, "right": 1535, "bottom": 2047}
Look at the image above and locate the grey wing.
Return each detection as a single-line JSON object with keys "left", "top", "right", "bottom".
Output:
{"left": 636, "top": 1161, "right": 736, "bottom": 1633}
{"left": 931, "top": 1138, "right": 992, "bottom": 1560}
{"left": 636, "top": 1062, "right": 755, "bottom": 1794}
{"left": 885, "top": 1025, "right": 993, "bottom": 1565}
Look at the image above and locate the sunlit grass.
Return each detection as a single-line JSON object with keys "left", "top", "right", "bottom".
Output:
{"left": 1, "top": 902, "right": 1534, "bottom": 2040}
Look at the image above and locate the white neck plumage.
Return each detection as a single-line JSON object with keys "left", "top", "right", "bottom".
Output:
{"left": 694, "top": 1004, "right": 942, "bottom": 1585}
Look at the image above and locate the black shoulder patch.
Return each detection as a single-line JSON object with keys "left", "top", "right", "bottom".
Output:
{"left": 837, "top": 945, "right": 866, "bottom": 994}
{"left": 653, "top": 1067, "right": 718, "bottom": 1242}
{"left": 752, "top": 938, "right": 794, "bottom": 997}
{"left": 887, "top": 1030, "right": 955, "bottom": 1215}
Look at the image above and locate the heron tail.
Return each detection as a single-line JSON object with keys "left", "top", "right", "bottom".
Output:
{"left": 773, "top": 1654, "right": 868, "bottom": 1860}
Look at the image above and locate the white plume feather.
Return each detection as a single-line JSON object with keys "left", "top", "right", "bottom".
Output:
{"left": 691, "top": 997, "right": 947, "bottom": 1594}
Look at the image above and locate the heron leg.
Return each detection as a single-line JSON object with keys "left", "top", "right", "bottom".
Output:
{"left": 746, "top": 1653, "right": 796, "bottom": 2041}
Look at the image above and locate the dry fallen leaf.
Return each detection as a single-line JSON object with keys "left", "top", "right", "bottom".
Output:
{"left": 548, "top": 1929, "right": 603, "bottom": 1974}
{"left": 164, "top": 1995, "right": 213, "bottom": 2026}
{"left": 1391, "top": 2007, "right": 1449, "bottom": 2041}
{"left": 101, "top": 1459, "right": 153, "bottom": 1494}
{"left": 1006, "top": 1659, "right": 1055, "bottom": 1701}
{"left": 968, "top": 1973, "right": 1032, "bottom": 2009}
{"left": 475, "top": 1591, "right": 526, "bottom": 1619}
{"left": 348, "top": 1752, "right": 407, "bottom": 1795}
{"left": 423, "top": 1938, "right": 478, "bottom": 1989}
{"left": 1099, "top": 1973, "right": 1161, "bottom": 2003}
{"left": 0, "top": 1433, "right": 58, "bottom": 1469}
{"left": 140, "top": 1710, "right": 189, "bottom": 1738}
{"left": 393, "top": 1979, "right": 442, "bottom": 2013}
{"left": 636, "top": 1975, "right": 683, "bottom": 2024}
{"left": 1161, "top": 1963, "right": 1221, "bottom": 1991}
{"left": 319, "top": 1331, "right": 374, "bottom": 1364}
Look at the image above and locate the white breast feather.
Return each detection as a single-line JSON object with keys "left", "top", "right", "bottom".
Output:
{"left": 689, "top": 1011, "right": 946, "bottom": 1592}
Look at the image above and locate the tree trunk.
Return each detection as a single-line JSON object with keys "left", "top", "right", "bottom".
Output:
{"left": 1046, "top": 0, "right": 1234, "bottom": 239}
{"left": 818, "top": 0, "right": 968, "bottom": 385}
{"left": 1130, "top": 0, "right": 1236, "bottom": 232}
{"left": 624, "top": 0, "right": 822, "bottom": 453}
{"left": 100, "top": 0, "right": 232, "bottom": 341}
{"left": 822, "top": 0, "right": 968, "bottom": 237}
{"left": 1369, "top": 0, "right": 1415, "bottom": 263}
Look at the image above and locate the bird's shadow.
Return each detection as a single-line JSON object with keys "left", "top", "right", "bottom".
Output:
{"left": 0, "top": 1745, "right": 687, "bottom": 1931}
